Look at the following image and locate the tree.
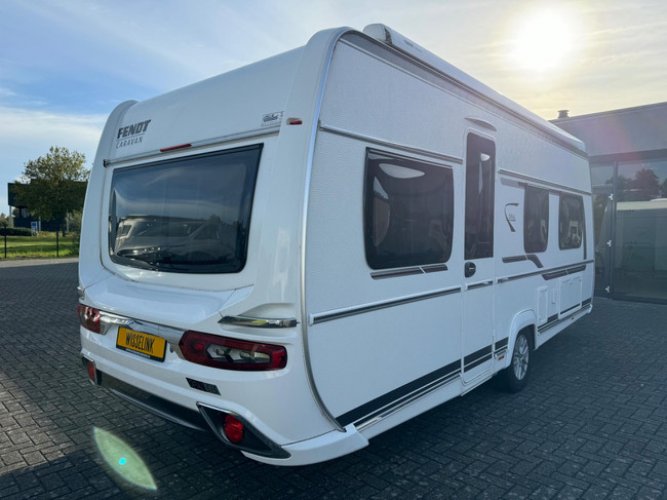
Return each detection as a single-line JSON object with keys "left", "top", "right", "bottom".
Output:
{"left": 16, "top": 146, "right": 89, "bottom": 234}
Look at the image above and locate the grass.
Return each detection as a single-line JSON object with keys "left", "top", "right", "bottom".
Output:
{"left": 0, "top": 231, "right": 80, "bottom": 259}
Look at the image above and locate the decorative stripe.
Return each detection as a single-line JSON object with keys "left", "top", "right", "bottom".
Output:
{"left": 502, "top": 254, "right": 544, "bottom": 268}
{"left": 467, "top": 280, "right": 493, "bottom": 290}
{"left": 542, "top": 264, "right": 587, "bottom": 280}
{"left": 538, "top": 303, "right": 591, "bottom": 334}
{"left": 498, "top": 260, "right": 593, "bottom": 284}
{"left": 560, "top": 303, "right": 581, "bottom": 315}
{"left": 464, "top": 345, "right": 493, "bottom": 371}
{"left": 311, "top": 287, "right": 461, "bottom": 325}
{"left": 494, "top": 337, "right": 509, "bottom": 350}
{"left": 336, "top": 360, "right": 461, "bottom": 427}
{"left": 542, "top": 269, "right": 567, "bottom": 280}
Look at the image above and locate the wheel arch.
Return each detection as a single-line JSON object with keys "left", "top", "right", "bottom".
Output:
{"left": 504, "top": 309, "right": 537, "bottom": 370}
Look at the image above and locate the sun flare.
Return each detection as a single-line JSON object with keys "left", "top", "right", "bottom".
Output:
{"left": 510, "top": 6, "right": 579, "bottom": 74}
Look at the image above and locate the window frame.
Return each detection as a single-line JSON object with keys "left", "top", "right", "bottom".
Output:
{"left": 558, "top": 193, "right": 585, "bottom": 250}
{"left": 108, "top": 144, "right": 262, "bottom": 274}
{"left": 523, "top": 186, "right": 550, "bottom": 253}
{"left": 363, "top": 148, "right": 454, "bottom": 271}
{"left": 464, "top": 134, "right": 496, "bottom": 260}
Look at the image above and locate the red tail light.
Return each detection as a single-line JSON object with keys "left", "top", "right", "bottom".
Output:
{"left": 77, "top": 305, "right": 101, "bottom": 333}
{"left": 223, "top": 414, "right": 245, "bottom": 444}
{"left": 179, "top": 331, "right": 287, "bottom": 371}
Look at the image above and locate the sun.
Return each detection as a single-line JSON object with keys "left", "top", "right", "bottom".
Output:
{"left": 509, "top": 6, "right": 580, "bottom": 74}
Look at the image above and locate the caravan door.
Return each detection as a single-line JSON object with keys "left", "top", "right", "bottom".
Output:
{"left": 461, "top": 133, "right": 496, "bottom": 382}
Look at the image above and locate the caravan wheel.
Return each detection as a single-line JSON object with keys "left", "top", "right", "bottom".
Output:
{"left": 498, "top": 331, "right": 531, "bottom": 393}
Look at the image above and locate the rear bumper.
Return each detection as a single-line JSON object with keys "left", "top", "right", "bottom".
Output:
{"left": 82, "top": 355, "right": 368, "bottom": 465}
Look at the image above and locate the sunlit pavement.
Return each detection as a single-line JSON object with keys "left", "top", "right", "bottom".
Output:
{"left": 0, "top": 262, "right": 666, "bottom": 499}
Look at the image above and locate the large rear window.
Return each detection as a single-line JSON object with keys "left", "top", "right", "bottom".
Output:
{"left": 109, "top": 145, "right": 262, "bottom": 273}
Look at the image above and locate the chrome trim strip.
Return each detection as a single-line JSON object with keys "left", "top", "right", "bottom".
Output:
{"left": 96, "top": 310, "right": 184, "bottom": 346}
{"left": 300, "top": 28, "right": 355, "bottom": 432}
{"left": 497, "top": 259, "right": 594, "bottom": 284}
{"left": 219, "top": 316, "right": 298, "bottom": 329}
{"left": 104, "top": 126, "right": 280, "bottom": 167}
{"left": 498, "top": 168, "right": 592, "bottom": 196}
{"left": 370, "top": 263, "right": 447, "bottom": 279}
{"left": 311, "top": 287, "right": 461, "bottom": 325}
{"left": 319, "top": 123, "right": 463, "bottom": 165}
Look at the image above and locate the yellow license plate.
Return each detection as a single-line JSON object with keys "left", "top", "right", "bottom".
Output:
{"left": 116, "top": 327, "right": 167, "bottom": 362}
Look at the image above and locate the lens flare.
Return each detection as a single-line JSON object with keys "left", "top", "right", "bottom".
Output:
{"left": 93, "top": 427, "right": 157, "bottom": 491}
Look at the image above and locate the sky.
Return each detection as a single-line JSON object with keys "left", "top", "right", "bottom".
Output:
{"left": 1, "top": 0, "right": 666, "bottom": 215}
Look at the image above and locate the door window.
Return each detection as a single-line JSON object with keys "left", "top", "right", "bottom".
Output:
{"left": 464, "top": 134, "right": 495, "bottom": 260}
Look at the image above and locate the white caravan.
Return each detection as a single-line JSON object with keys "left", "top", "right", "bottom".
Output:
{"left": 79, "top": 24, "right": 593, "bottom": 465}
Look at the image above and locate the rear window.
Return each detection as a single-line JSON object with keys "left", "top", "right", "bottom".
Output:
{"left": 109, "top": 145, "right": 262, "bottom": 273}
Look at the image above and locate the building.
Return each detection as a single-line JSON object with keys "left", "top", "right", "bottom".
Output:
{"left": 554, "top": 102, "right": 667, "bottom": 303}
{"left": 7, "top": 181, "right": 86, "bottom": 233}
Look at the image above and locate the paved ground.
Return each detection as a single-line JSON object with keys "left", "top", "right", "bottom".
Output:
{"left": 0, "top": 261, "right": 665, "bottom": 499}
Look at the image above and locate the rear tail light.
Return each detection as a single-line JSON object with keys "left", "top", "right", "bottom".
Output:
{"left": 77, "top": 305, "right": 101, "bottom": 333}
{"left": 179, "top": 331, "right": 287, "bottom": 371}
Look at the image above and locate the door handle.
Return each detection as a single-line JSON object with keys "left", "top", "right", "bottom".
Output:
{"left": 464, "top": 262, "right": 476, "bottom": 278}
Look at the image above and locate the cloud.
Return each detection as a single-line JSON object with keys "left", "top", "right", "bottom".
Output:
{"left": 0, "top": 106, "right": 105, "bottom": 213}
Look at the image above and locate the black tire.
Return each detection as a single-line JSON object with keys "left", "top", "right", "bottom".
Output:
{"left": 497, "top": 331, "right": 531, "bottom": 393}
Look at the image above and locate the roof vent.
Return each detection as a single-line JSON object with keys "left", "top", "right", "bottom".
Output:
{"left": 557, "top": 109, "right": 569, "bottom": 119}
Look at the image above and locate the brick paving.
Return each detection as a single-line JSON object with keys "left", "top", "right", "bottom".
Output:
{"left": 0, "top": 261, "right": 666, "bottom": 499}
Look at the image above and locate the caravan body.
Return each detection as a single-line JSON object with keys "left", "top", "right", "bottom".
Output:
{"left": 79, "top": 24, "right": 593, "bottom": 465}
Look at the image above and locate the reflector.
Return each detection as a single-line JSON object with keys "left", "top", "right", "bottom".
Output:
{"left": 223, "top": 414, "right": 245, "bottom": 444}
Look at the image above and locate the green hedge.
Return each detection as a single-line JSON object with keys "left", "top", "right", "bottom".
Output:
{"left": 0, "top": 227, "right": 33, "bottom": 236}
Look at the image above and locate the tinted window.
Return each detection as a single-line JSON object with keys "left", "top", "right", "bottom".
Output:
{"left": 465, "top": 135, "right": 495, "bottom": 260}
{"left": 524, "top": 186, "right": 549, "bottom": 253}
{"left": 590, "top": 164, "right": 614, "bottom": 189}
{"left": 364, "top": 150, "right": 454, "bottom": 270}
{"left": 109, "top": 145, "right": 262, "bottom": 273}
{"left": 559, "top": 194, "right": 584, "bottom": 249}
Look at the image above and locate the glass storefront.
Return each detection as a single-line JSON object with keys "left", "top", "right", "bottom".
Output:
{"left": 592, "top": 159, "right": 667, "bottom": 303}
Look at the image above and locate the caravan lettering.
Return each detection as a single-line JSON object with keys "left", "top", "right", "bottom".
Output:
{"left": 117, "top": 120, "right": 151, "bottom": 139}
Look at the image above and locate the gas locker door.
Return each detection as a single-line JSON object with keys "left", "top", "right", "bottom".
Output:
{"left": 461, "top": 133, "right": 496, "bottom": 383}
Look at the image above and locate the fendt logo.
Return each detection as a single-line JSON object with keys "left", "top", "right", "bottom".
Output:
{"left": 116, "top": 119, "right": 151, "bottom": 148}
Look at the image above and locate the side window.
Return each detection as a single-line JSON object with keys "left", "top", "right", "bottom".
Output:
{"left": 559, "top": 194, "right": 584, "bottom": 249}
{"left": 364, "top": 149, "right": 454, "bottom": 270}
{"left": 465, "top": 134, "right": 495, "bottom": 260}
{"left": 524, "top": 186, "right": 549, "bottom": 253}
